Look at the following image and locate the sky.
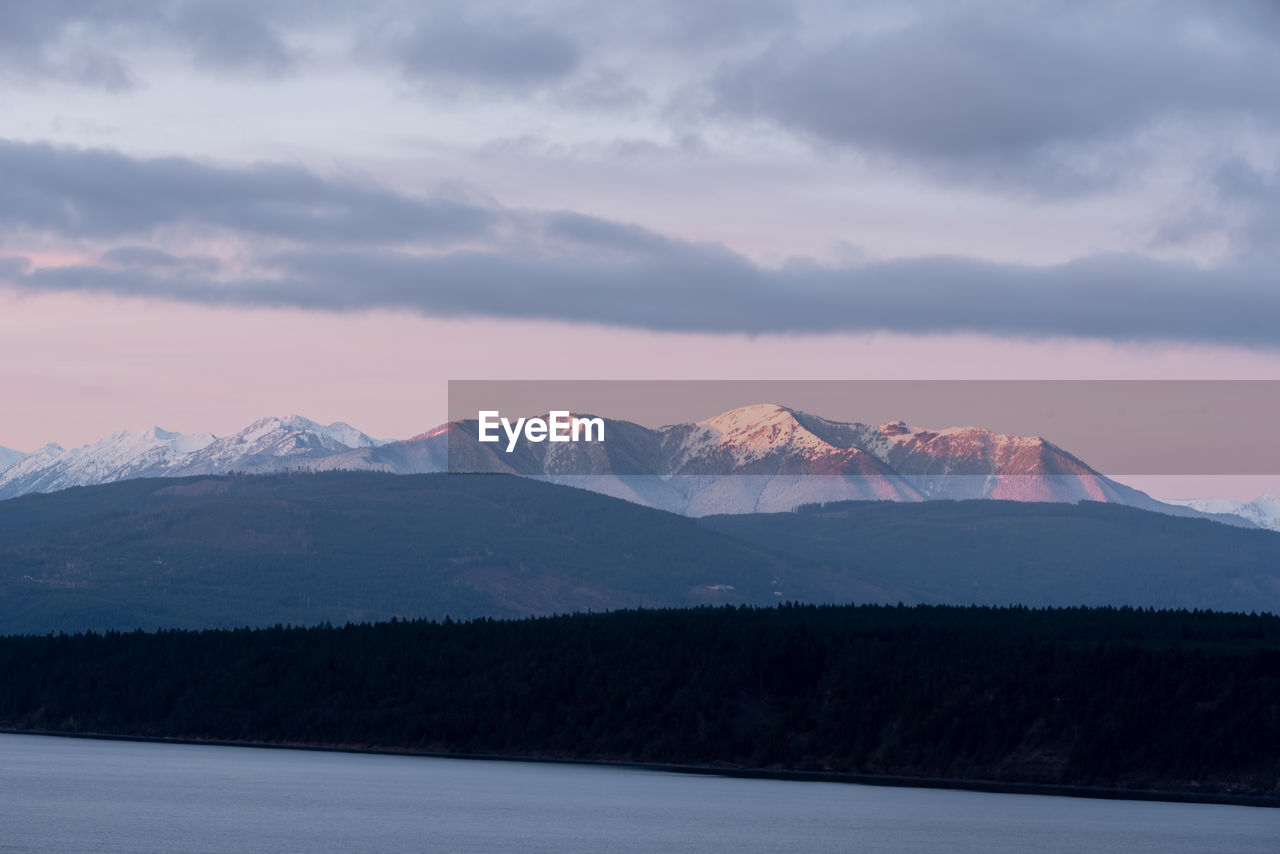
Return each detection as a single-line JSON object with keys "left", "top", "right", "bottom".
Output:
{"left": 2, "top": 1, "right": 1279, "bottom": 496}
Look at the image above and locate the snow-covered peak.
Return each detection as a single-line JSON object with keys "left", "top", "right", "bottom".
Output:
{"left": 1163, "top": 494, "right": 1280, "bottom": 532}
{"left": 864, "top": 420, "right": 1049, "bottom": 460}
{"left": 36, "top": 442, "right": 65, "bottom": 456}
{"left": 70, "top": 427, "right": 214, "bottom": 478}
{"left": 877, "top": 420, "right": 1043, "bottom": 446}
{"left": 311, "top": 419, "right": 388, "bottom": 449}
{"left": 0, "top": 425, "right": 225, "bottom": 499}
{"left": 233, "top": 415, "right": 383, "bottom": 450}
{"left": 683, "top": 404, "right": 836, "bottom": 465}
{"left": 102, "top": 426, "right": 216, "bottom": 455}
{"left": 237, "top": 416, "right": 294, "bottom": 445}
{"left": 700, "top": 404, "right": 798, "bottom": 431}
{"left": 0, "top": 416, "right": 396, "bottom": 499}
{"left": 90, "top": 426, "right": 212, "bottom": 457}
{"left": 170, "top": 432, "right": 218, "bottom": 454}
{"left": 0, "top": 445, "right": 28, "bottom": 473}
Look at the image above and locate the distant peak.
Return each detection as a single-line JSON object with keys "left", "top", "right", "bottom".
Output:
{"left": 880, "top": 420, "right": 913, "bottom": 435}
{"left": 243, "top": 415, "right": 316, "bottom": 432}
{"left": 232, "top": 414, "right": 382, "bottom": 448}
{"left": 701, "top": 403, "right": 797, "bottom": 426}
{"left": 102, "top": 426, "right": 180, "bottom": 442}
{"left": 687, "top": 403, "right": 841, "bottom": 463}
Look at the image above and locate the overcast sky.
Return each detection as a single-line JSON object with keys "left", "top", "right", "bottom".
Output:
{"left": 3, "top": 1, "right": 1279, "bottom": 496}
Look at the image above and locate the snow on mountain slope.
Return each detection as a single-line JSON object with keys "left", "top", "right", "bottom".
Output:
{"left": 0, "top": 417, "right": 387, "bottom": 499}
{"left": 0, "top": 446, "right": 27, "bottom": 473}
{"left": 168, "top": 416, "right": 386, "bottom": 476}
{"left": 852, "top": 420, "right": 1126, "bottom": 503}
{"left": 216, "top": 415, "right": 384, "bottom": 452}
{"left": 309, "top": 429, "right": 448, "bottom": 475}
{"left": 1164, "top": 494, "right": 1280, "bottom": 532}
{"left": 0, "top": 429, "right": 216, "bottom": 499}
{"left": 652, "top": 405, "right": 920, "bottom": 507}
{"left": 360, "top": 404, "right": 1257, "bottom": 522}
{"left": 0, "top": 443, "right": 67, "bottom": 498}
{"left": 670, "top": 404, "right": 835, "bottom": 465}
{"left": 0, "top": 405, "right": 1264, "bottom": 530}
{"left": 659, "top": 405, "right": 1121, "bottom": 503}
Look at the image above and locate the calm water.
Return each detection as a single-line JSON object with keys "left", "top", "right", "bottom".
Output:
{"left": 0, "top": 733, "right": 1275, "bottom": 853}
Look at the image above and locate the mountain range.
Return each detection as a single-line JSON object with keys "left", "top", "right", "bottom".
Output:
{"left": 0, "top": 415, "right": 388, "bottom": 499}
{"left": 1163, "top": 494, "right": 1280, "bottom": 532}
{"left": 0, "top": 405, "right": 1272, "bottom": 529}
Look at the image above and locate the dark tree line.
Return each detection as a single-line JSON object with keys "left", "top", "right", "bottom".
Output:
{"left": 2, "top": 603, "right": 1279, "bottom": 799}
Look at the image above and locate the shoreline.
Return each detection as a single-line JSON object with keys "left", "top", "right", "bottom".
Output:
{"left": 4, "top": 728, "right": 1276, "bottom": 810}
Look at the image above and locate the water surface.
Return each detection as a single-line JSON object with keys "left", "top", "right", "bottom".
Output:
{"left": 0, "top": 733, "right": 1275, "bottom": 853}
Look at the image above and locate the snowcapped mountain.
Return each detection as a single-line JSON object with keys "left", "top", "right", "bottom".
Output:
{"left": 0, "top": 446, "right": 27, "bottom": 473}
{"left": 167, "top": 415, "right": 388, "bottom": 476}
{"left": 0, "top": 416, "right": 389, "bottom": 499}
{"left": 0, "top": 427, "right": 215, "bottom": 499}
{"left": 1163, "top": 494, "right": 1280, "bottom": 532}
{"left": 0, "top": 405, "right": 1262, "bottom": 529}
{"left": 309, "top": 425, "right": 449, "bottom": 475}
{"left": 667, "top": 404, "right": 858, "bottom": 468}
{"left": 431, "top": 404, "right": 1257, "bottom": 523}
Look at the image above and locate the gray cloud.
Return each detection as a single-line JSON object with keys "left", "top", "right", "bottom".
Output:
{"left": 100, "top": 246, "right": 185, "bottom": 267}
{"left": 0, "top": 140, "right": 499, "bottom": 245}
{"left": 555, "top": 68, "right": 648, "bottom": 111}
{"left": 710, "top": 2, "right": 1280, "bottom": 192}
{"left": 1, "top": 138, "right": 1275, "bottom": 347}
{"left": 10, "top": 2, "right": 1279, "bottom": 206}
{"left": 0, "top": 1, "right": 136, "bottom": 89}
{"left": 173, "top": 2, "right": 295, "bottom": 75}
{"left": 605, "top": 0, "right": 794, "bottom": 49}
{"left": 384, "top": 14, "right": 580, "bottom": 88}
{"left": 1211, "top": 160, "right": 1280, "bottom": 256}
{"left": 543, "top": 211, "right": 693, "bottom": 255}
{"left": 0, "top": 256, "right": 30, "bottom": 278}
{"left": 3, "top": 231, "right": 1277, "bottom": 347}
{"left": 1216, "top": 160, "right": 1280, "bottom": 206}
{"left": 0, "top": 0, "right": 306, "bottom": 87}
{"left": 100, "top": 245, "right": 222, "bottom": 272}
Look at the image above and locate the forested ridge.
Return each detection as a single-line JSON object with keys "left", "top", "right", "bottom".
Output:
{"left": 3, "top": 604, "right": 1278, "bottom": 802}
{"left": 4, "top": 472, "right": 1280, "bottom": 635}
